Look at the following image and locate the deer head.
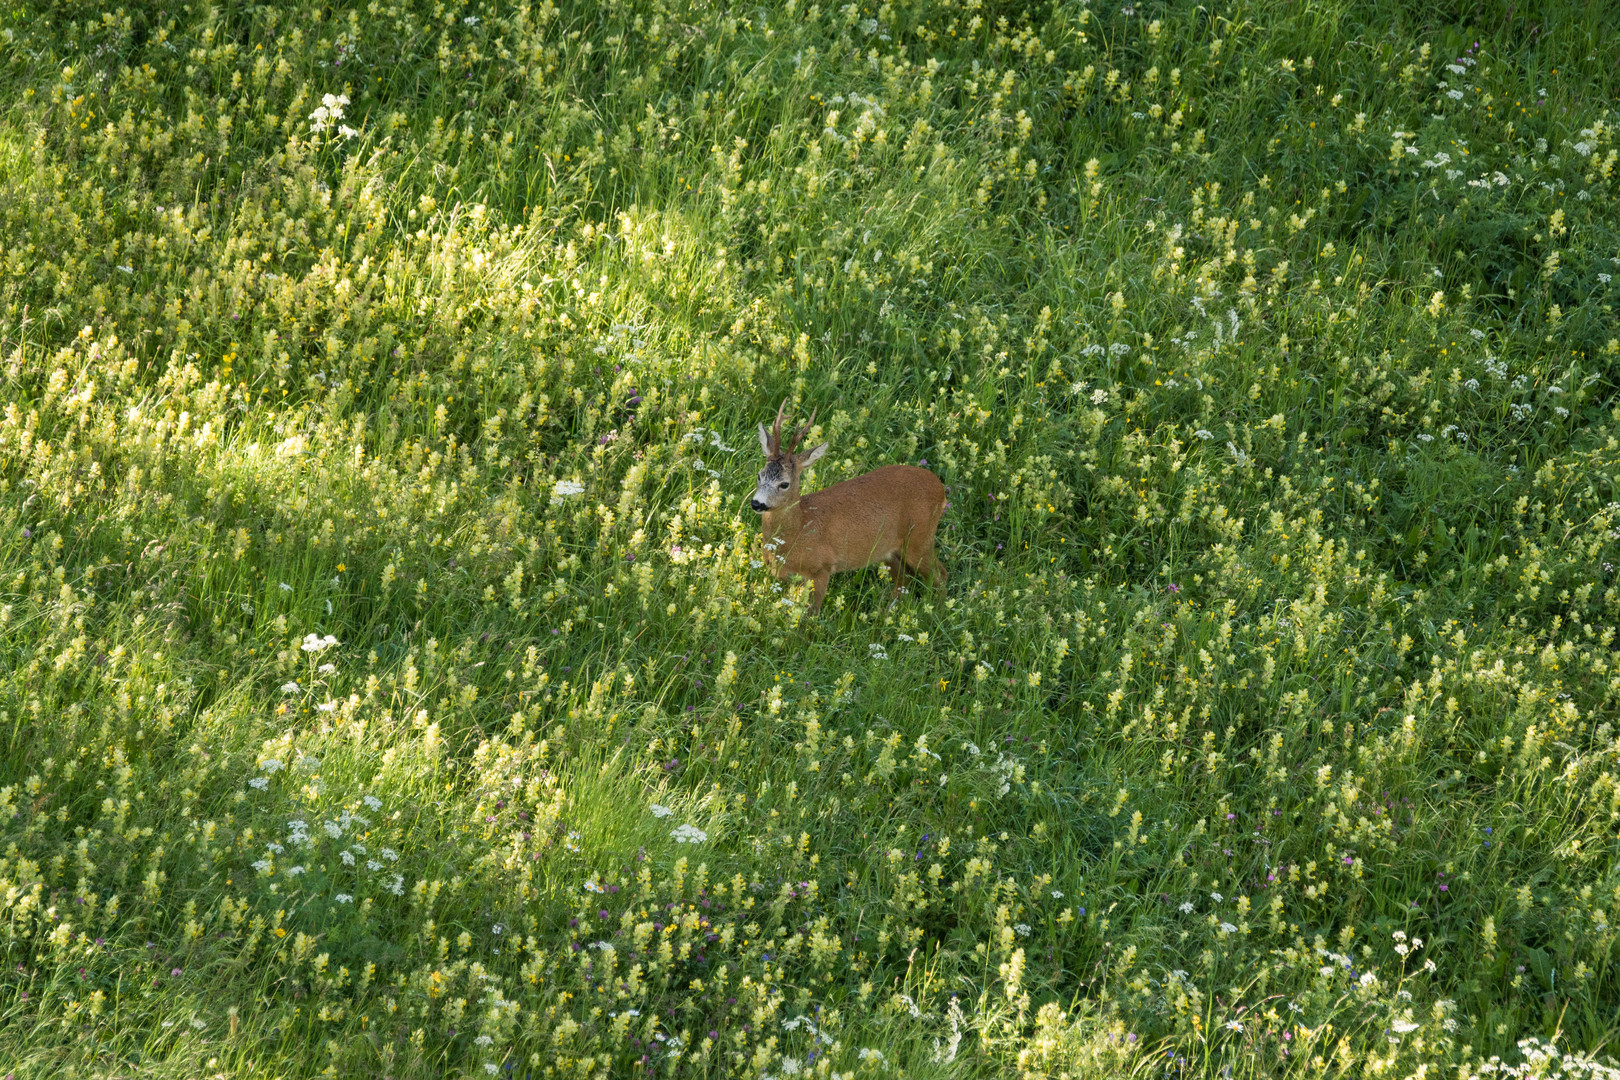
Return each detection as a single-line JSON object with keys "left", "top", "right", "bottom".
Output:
{"left": 751, "top": 400, "right": 826, "bottom": 512}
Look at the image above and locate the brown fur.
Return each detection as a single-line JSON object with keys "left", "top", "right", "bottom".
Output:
{"left": 753, "top": 403, "right": 947, "bottom": 613}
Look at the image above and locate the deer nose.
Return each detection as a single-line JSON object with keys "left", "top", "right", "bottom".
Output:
{"left": 750, "top": 499, "right": 767, "bottom": 513}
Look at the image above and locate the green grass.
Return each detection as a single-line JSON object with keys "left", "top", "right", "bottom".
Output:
{"left": 1, "top": 0, "right": 1618, "bottom": 1075}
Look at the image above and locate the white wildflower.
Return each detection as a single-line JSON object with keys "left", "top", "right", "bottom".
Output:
{"left": 671, "top": 824, "right": 709, "bottom": 844}
{"left": 309, "top": 92, "right": 350, "bottom": 133}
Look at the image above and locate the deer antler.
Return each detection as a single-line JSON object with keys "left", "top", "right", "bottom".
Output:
{"left": 769, "top": 399, "right": 787, "bottom": 456}
{"left": 786, "top": 407, "right": 818, "bottom": 455}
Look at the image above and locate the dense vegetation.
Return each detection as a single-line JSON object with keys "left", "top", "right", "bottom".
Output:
{"left": 2, "top": 0, "right": 1619, "bottom": 1075}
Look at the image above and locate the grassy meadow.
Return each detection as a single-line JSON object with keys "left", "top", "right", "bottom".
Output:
{"left": 3, "top": 0, "right": 1620, "bottom": 1074}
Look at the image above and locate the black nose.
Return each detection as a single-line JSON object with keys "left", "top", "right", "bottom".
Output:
{"left": 751, "top": 499, "right": 767, "bottom": 512}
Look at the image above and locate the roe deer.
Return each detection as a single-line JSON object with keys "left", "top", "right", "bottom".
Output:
{"left": 750, "top": 401, "right": 947, "bottom": 613}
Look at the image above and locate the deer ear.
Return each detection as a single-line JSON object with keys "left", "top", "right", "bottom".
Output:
{"left": 758, "top": 423, "right": 773, "bottom": 456}
{"left": 798, "top": 442, "right": 829, "bottom": 468}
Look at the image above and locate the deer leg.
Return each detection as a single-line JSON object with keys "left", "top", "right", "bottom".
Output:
{"left": 808, "top": 571, "right": 831, "bottom": 614}
{"left": 886, "top": 553, "right": 907, "bottom": 598}
{"left": 908, "top": 545, "right": 947, "bottom": 595}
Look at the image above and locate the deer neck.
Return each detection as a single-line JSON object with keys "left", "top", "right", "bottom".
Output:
{"left": 761, "top": 488, "right": 806, "bottom": 561}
